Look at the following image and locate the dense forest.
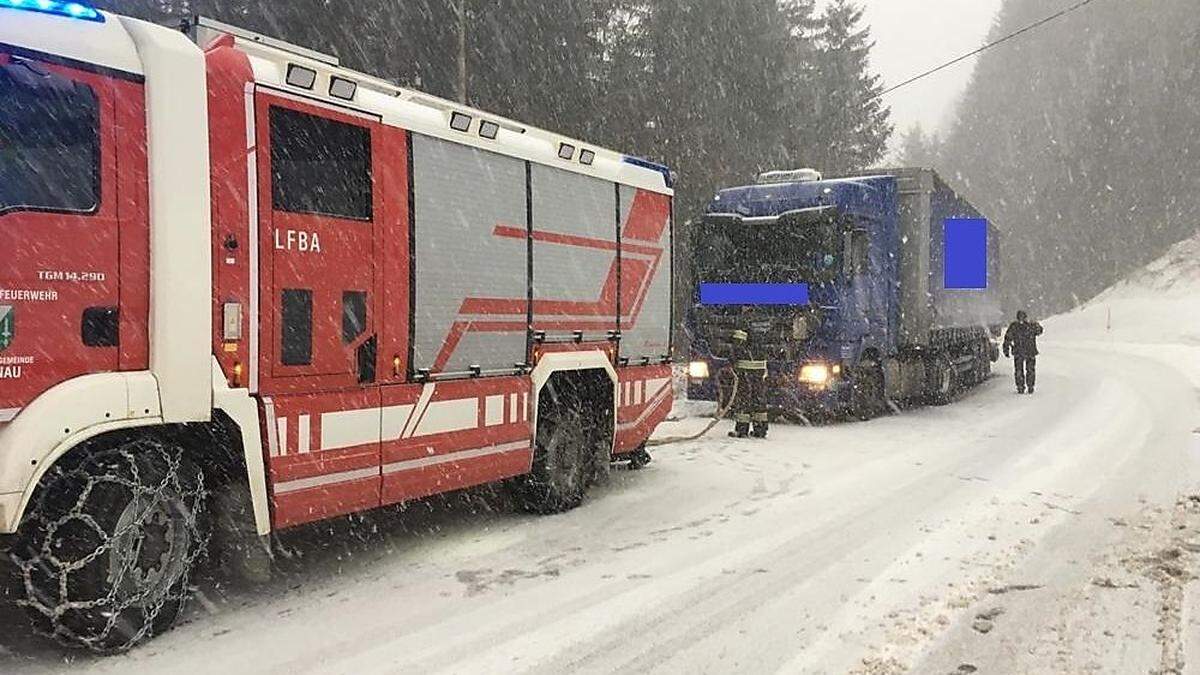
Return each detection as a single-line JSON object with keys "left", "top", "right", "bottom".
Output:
{"left": 98, "top": 0, "right": 891, "bottom": 228}
{"left": 904, "top": 0, "right": 1200, "bottom": 314}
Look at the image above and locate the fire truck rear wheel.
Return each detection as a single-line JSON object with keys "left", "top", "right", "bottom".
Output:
{"left": 11, "top": 438, "right": 209, "bottom": 653}
{"left": 518, "top": 404, "right": 589, "bottom": 514}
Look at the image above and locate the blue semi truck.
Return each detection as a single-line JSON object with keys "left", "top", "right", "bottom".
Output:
{"left": 685, "top": 168, "right": 1003, "bottom": 417}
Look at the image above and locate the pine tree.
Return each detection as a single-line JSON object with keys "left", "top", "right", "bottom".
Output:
{"left": 618, "top": 0, "right": 813, "bottom": 218}
{"left": 776, "top": 0, "right": 824, "bottom": 168}
{"left": 807, "top": 0, "right": 891, "bottom": 174}
{"left": 464, "top": 0, "right": 609, "bottom": 138}
{"left": 898, "top": 123, "right": 939, "bottom": 168}
{"left": 940, "top": 0, "right": 1200, "bottom": 314}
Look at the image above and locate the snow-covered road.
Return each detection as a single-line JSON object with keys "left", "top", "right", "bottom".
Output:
{"left": 3, "top": 337, "right": 1198, "bottom": 674}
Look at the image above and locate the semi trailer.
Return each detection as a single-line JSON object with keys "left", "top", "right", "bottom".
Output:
{"left": 687, "top": 167, "right": 1003, "bottom": 417}
{"left": 0, "top": 3, "right": 673, "bottom": 651}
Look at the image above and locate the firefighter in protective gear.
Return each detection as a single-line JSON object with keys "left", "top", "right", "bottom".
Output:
{"left": 728, "top": 329, "right": 770, "bottom": 439}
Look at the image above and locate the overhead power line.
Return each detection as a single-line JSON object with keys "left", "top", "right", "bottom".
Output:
{"left": 877, "top": 0, "right": 1104, "bottom": 99}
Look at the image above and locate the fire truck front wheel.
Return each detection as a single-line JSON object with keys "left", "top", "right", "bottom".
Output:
{"left": 10, "top": 437, "right": 209, "bottom": 653}
{"left": 518, "top": 402, "right": 590, "bottom": 514}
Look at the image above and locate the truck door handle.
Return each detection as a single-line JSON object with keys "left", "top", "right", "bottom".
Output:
{"left": 356, "top": 335, "right": 377, "bottom": 384}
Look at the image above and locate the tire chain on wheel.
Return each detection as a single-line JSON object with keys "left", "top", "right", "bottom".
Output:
{"left": 9, "top": 439, "right": 208, "bottom": 652}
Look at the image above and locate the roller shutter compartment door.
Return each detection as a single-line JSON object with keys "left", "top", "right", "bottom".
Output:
{"left": 618, "top": 184, "right": 671, "bottom": 363}
{"left": 530, "top": 165, "right": 619, "bottom": 342}
{"left": 411, "top": 135, "right": 528, "bottom": 376}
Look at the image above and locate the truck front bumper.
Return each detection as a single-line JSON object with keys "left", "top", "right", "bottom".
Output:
{"left": 685, "top": 361, "right": 853, "bottom": 415}
{"left": 0, "top": 492, "right": 19, "bottom": 536}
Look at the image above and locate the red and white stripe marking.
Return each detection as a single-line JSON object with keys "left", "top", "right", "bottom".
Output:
{"left": 271, "top": 439, "right": 531, "bottom": 495}
{"left": 617, "top": 377, "right": 671, "bottom": 432}
{"left": 620, "top": 376, "right": 669, "bottom": 408}
{"left": 382, "top": 440, "right": 530, "bottom": 476}
{"left": 266, "top": 383, "right": 529, "bottom": 457}
{"left": 264, "top": 375, "right": 664, "bottom": 497}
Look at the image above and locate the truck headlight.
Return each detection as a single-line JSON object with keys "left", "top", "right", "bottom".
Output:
{"left": 688, "top": 361, "right": 710, "bottom": 379}
{"left": 798, "top": 363, "right": 831, "bottom": 386}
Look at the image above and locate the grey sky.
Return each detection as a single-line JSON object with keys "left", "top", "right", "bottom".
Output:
{"left": 818, "top": 0, "right": 1005, "bottom": 141}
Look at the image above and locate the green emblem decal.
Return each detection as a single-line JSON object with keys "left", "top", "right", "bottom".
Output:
{"left": 0, "top": 305, "right": 12, "bottom": 352}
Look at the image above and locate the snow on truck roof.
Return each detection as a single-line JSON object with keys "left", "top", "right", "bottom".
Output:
{"left": 707, "top": 174, "right": 892, "bottom": 222}
{"left": 0, "top": 5, "right": 673, "bottom": 195}
{"left": 707, "top": 168, "right": 990, "bottom": 225}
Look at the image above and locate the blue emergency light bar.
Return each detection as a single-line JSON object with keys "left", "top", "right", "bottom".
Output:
{"left": 700, "top": 283, "right": 810, "bottom": 306}
{"left": 622, "top": 155, "right": 673, "bottom": 188}
{"left": 0, "top": 0, "right": 103, "bottom": 22}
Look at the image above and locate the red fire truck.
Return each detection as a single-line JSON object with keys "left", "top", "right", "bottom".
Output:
{"left": 0, "top": 4, "right": 674, "bottom": 650}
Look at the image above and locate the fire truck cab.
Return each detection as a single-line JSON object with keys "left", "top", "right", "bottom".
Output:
{"left": 0, "top": 3, "right": 673, "bottom": 651}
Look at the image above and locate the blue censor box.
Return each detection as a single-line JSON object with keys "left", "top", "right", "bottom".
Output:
{"left": 699, "top": 283, "right": 810, "bottom": 306}
{"left": 944, "top": 218, "right": 988, "bottom": 289}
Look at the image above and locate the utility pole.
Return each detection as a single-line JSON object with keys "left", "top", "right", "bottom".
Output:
{"left": 455, "top": 0, "right": 468, "bottom": 104}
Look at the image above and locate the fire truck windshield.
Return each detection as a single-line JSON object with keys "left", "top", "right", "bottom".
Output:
{"left": 0, "top": 59, "right": 100, "bottom": 216}
{"left": 693, "top": 215, "right": 844, "bottom": 285}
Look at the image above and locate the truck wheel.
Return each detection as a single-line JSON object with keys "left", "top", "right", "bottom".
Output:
{"left": 978, "top": 340, "right": 993, "bottom": 380}
{"left": 10, "top": 439, "right": 209, "bottom": 652}
{"left": 627, "top": 444, "right": 653, "bottom": 470}
{"left": 925, "top": 354, "right": 955, "bottom": 406}
{"left": 850, "top": 362, "right": 885, "bottom": 420}
{"left": 518, "top": 403, "right": 589, "bottom": 514}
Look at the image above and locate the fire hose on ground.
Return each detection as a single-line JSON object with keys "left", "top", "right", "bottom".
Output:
{"left": 645, "top": 366, "right": 739, "bottom": 447}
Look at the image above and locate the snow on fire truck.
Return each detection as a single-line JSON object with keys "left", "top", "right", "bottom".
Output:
{"left": 0, "top": 3, "right": 674, "bottom": 650}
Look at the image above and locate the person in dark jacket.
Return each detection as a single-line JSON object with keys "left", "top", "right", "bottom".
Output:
{"left": 728, "top": 329, "right": 769, "bottom": 438}
{"left": 1003, "top": 310, "right": 1043, "bottom": 394}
